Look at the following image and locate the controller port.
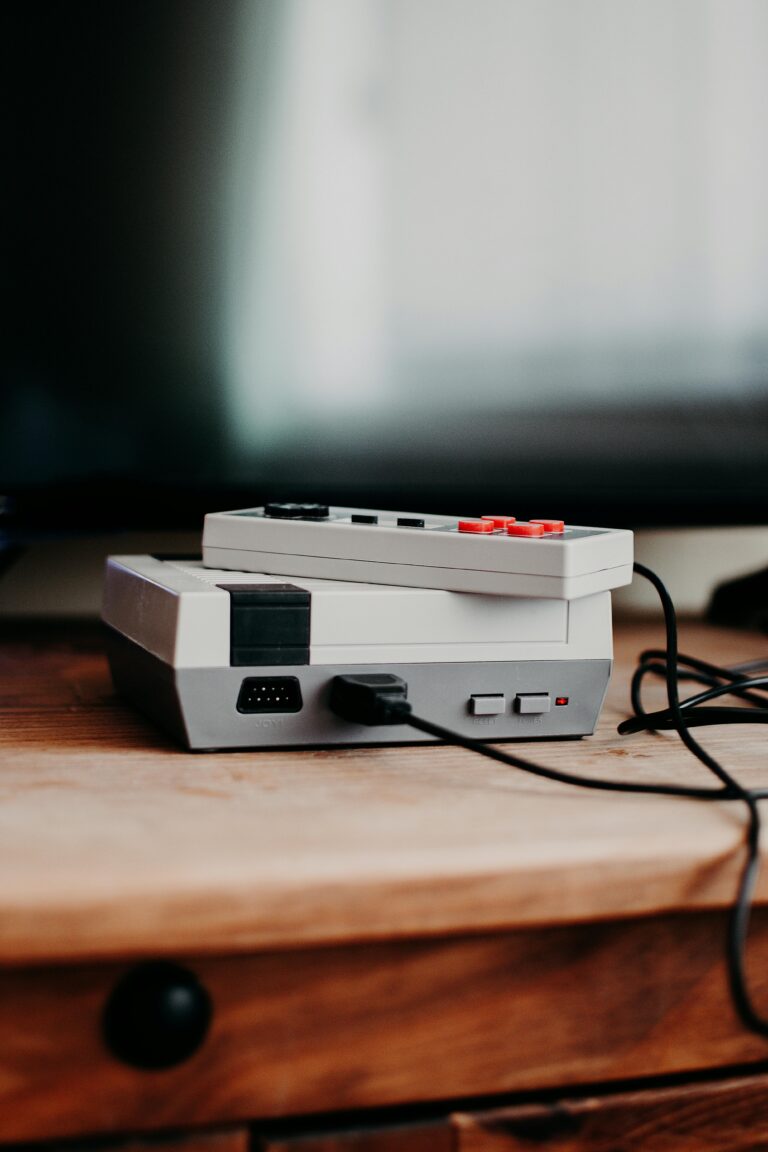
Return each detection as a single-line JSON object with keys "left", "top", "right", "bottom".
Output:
{"left": 236, "top": 677, "right": 303, "bottom": 714}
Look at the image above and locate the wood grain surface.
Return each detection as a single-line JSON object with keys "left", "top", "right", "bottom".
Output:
{"left": 453, "top": 1071, "right": 768, "bottom": 1150}
{"left": 258, "top": 1122, "right": 453, "bottom": 1152}
{"left": 0, "top": 621, "right": 765, "bottom": 964}
{"left": 257, "top": 1067, "right": 768, "bottom": 1152}
{"left": 42, "top": 1129, "right": 250, "bottom": 1152}
{"left": 5, "top": 909, "right": 768, "bottom": 1144}
{"left": 94, "top": 1131, "right": 250, "bottom": 1152}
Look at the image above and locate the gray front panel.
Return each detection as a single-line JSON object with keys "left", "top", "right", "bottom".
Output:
{"left": 107, "top": 631, "right": 611, "bottom": 750}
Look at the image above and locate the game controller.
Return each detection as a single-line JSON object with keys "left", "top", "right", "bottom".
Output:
{"left": 202, "top": 504, "right": 634, "bottom": 598}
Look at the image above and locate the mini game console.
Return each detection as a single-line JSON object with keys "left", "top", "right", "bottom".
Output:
{"left": 102, "top": 556, "right": 613, "bottom": 749}
{"left": 202, "top": 504, "right": 634, "bottom": 598}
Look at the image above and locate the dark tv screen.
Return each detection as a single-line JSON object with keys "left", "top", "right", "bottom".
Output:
{"left": 5, "top": 0, "right": 768, "bottom": 530}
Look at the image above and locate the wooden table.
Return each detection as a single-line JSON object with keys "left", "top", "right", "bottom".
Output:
{"left": 1, "top": 618, "right": 767, "bottom": 1151}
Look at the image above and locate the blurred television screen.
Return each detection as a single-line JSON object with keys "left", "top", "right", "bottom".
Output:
{"left": 4, "top": 0, "right": 768, "bottom": 528}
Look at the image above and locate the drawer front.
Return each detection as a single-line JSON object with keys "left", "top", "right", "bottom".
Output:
{"left": 256, "top": 1072, "right": 768, "bottom": 1152}
{"left": 453, "top": 1073, "right": 768, "bottom": 1150}
{"left": 40, "top": 1130, "right": 249, "bottom": 1152}
{"left": 258, "top": 1122, "right": 452, "bottom": 1152}
{"left": 3, "top": 911, "right": 768, "bottom": 1144}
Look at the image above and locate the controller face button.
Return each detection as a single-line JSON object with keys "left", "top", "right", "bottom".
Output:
{"left": 351, "top": 514, "right": 378, "bottom": 524}
{"left": 397, "top": 517, "right": 425, "bottom": 528}
{"left": 265, "top": 503, "right": 330, "bottom": 520}
{"left": 506, "top": 522, "right": 545, "bottom": 537}
{"left": 531, "top": 519, "right": 565, "bottom": 533}
{"left": 481, "top": 515, "right": 516, "bottom": 529}
{"left": 458, "top": 519, "right": 495, "bottom": 533}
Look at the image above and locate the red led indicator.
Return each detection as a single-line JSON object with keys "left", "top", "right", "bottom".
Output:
{"left": 555, "top": 696, "right": 569, "bottom": 706}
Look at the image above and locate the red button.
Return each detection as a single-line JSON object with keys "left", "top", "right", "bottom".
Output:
{"left": 481, "top": 515, "right": 516, "bottom": 529}
{"left": 458, "top": 519, "right": 495, "bottom": 533}
{"left": 506, "top": 522, "right": 545, "bottom": 537}
{"left": 530, "top": 519, "right": 565, "bottom": 533}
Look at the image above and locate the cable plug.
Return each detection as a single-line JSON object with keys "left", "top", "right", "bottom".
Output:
{"left": 329, "top": 674, "right": 412, "bottom": 726}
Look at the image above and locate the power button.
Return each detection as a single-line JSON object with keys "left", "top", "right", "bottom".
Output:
{"left": 515, "top": 693, "right": 551, "bottom": 715}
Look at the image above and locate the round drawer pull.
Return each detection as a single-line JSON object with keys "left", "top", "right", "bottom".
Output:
{"left": 102, "top": 961, "right": 212, "bottom": 1069}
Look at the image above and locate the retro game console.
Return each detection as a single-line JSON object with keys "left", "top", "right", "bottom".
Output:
{"left": 202, "top": 504, "right": 634, "bottom": 598}
{"left": 102, "top": 556, "right": 614, "bottom": 750}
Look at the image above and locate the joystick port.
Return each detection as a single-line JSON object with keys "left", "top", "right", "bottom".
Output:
{"left": 237, "top": 676, "right": 303, "bottom": 714}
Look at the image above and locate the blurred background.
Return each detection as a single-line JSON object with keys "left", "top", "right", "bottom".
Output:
{"left": 2, "top": 0, "right": 767, "bottom": 613}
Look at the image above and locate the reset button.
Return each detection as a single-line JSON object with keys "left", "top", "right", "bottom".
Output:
{"left": 470, "top": 694, "right": 506, "bottom": 716}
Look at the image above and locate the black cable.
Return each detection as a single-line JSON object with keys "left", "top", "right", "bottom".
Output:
{"left": 332, "top": 561, "right": 768, "bottom": 1039}
{"left": 668, "top": 675, "right": 768, "bottom": 711}
{"left": 629, "top": 649, "right": 768, "bottom": 718}
{"left": 731, "top": 657, "right": 768, "bottom": 675}
{"left": 619, "top": 674, "right": 768, "bottom": 735}
{"left": 398, "top": 699, "right": 768, "bottom": 1036}
{"left": 620, "top": 708, "right": 768, "bottom": 732}
{"left": 387, "top": 707, "right": 736, "bottom": 799}
{"left": 629, "top": 566, "right": 768, "bottom": 1036}
{"left": 632, "top": 663, "right": 768, "bottom": 712}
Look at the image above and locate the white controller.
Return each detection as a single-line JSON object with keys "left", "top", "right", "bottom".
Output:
{"left": 203, "top": 504, "right": 634, "bottom": 599}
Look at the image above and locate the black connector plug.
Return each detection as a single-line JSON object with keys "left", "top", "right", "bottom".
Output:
{"left": 329, "top": 674, "right": 411, "bottom": 726}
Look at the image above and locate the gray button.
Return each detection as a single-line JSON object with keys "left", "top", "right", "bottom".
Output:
{"left": 515, "top": 693, "right": 551, "bottom": 714}
{"left": 470, "top": 694, "right": 506, "bottom": 716}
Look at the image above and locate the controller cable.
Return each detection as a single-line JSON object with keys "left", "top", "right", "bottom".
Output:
{"left": 329, "top": 562, "right": 768, "bottom": 1039}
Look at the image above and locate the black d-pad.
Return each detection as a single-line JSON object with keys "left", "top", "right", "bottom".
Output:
{"left": 264, "top": 503, "right": 330, "bottom": 520}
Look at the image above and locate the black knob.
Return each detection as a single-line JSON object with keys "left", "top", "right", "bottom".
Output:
{"left": 264, "top": 502, "right": 329, "bottom": 520}
{"left": 102, "top": 961, "right": 212, "bottom": 1070}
